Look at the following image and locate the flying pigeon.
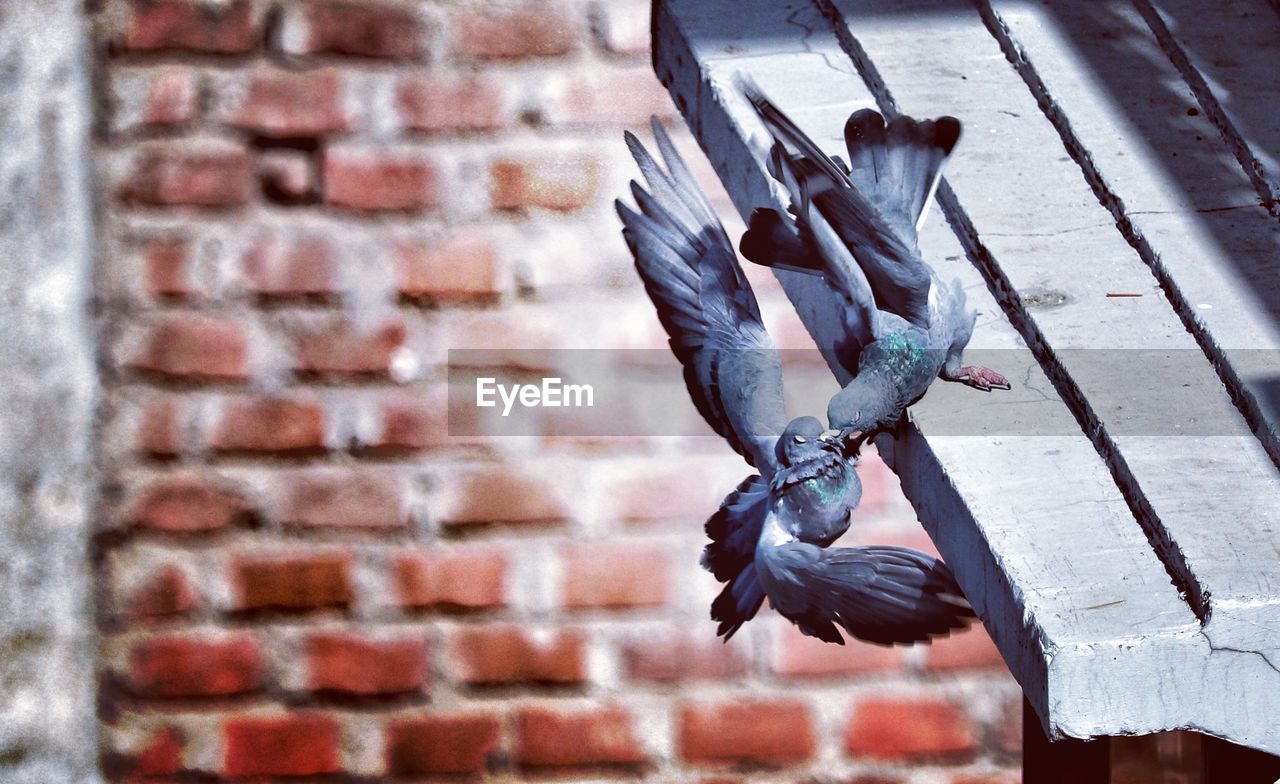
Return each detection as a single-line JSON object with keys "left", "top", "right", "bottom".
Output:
{"left": 615, "top": 118, "right": 974, "bottom": 645}
{"left": 739, "top": 83, "right": 1010, "bottom": 445}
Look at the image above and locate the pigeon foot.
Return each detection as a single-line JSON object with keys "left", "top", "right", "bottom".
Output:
{"left": 954, "top": 365, "right": 1011, "bottom": 391}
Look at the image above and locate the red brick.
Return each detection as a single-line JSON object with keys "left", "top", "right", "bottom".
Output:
{"left": 771, "top": 623, "right": 903, "bottom": 679}
{"left": 231, "top": 553, "right": 353, "bottom": 612}
{"left": 614, "top": 466, "right": 727, "bottom": 523}
{"left": 393, "top": 549, "right": 507, "bottom": 611}
{"left": 622, "top": 632, "right": 748, "bottom": 683}
{"left": 490, "top": 154, "right": 599, "bottom": 212}
{"left": 362, "top": 385, "right": 479, "bottom": 452}
{"left": 516, "top": 706, "right": 647, "bottom": 769}
{"left": 223, "top": 713, "right": 340, "bottom": 777}
{"left": 279, "top": 470, "right": 405, "bottom": 529}
{"left": 143, "top": 237, "right": 191, "bottom": 299}
{"left": 395, "top": 233, "right": 503, "bottom": 302}
{"left": 211, "top": 397, "right": 327, "bottom": 456}
{"left": 257, "top": 149, "right": 316, "bottom": 204}
{"left": 126, "top": 633, "right": 262, "bottom": 698}
{"left": 925, "top": 624, "right": 1006, "bottom": 672}
{"left": 454, "top": 5, "right": 575, "bottom": 59}
{"left": 446, "top": 310, "right": 567, "bottom": 359}
{"left": 679, "top": 700, "right": 816, "bottom": 766}
{"left": 386, "top": 713, "right": 501, "bottom": 775}
{"left": 282, "top": 0, "right": 426, "bottom": 60}
{"left": 228, "top": 68, "right": 349, "bottom": 138}
{"left": 242, "top": 235, "right": 335, "bottom": 299}
{"left": 324, "top": 147, "right": 437, "bottom": 212}
{"left": 305, "top": 632, "right": 426, "bottom": 695}
{"left": 136, "top": 396, "right": 182, "bottom": 457}
{"left": 141, "top": 67, "right": 199, "bottom": 126}
{"left": 127, "top": 477, "right": 253, "bottom": 533}
{"left": 294, "top": 320, "right": 407, "bottom": 378}
{"left": 121, "top": 0, "right": 255, "bottom": 54}
{"left": 449, "top": 626, "right": 585, "bottom": 685}
{"left": 562, "top": 543, "right": 668, "bottom": 609}
{"left": 445, "top": 468, "right": 568, "bottom": 526}
{"left": 130, "top": 316, "right": 248, "bottom": 382}
{"left": 128, "top": 565, "right": 197, "bottom": 619}
{"left": 383, "top": 382, "right": 486, "bottom": 450}
{"left": 364, "top": 393, "right": 445, "bottom": 454}
{"left": 845, "top": 697, "right": 977, "bottom": 760}
{"left": 951, "top": 775, "right": 1020, "bottom": 784}
{"left": 994, "top": 697, "right": 1022, "bottom": 755}
{"left": 848, "top": 449, "right": 892, "bottom": 513}
{"left": 132, "top": 727, "right": 184, "bottom": 777}
{"left": 397, "top": 75, "right": 505, "bottom": 132}
{"left": 119, "top": 142, "right": 251, "bottom": 208}
{"left": 549, "top": 68, "right": 675, "bottom": 126}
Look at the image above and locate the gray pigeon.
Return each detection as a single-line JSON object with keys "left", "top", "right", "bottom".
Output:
{"left": 615, "top": 118, "right": 974, "bottom": 645}
{"left": 739, "top": 84, "right": 1010, "bottom": 445}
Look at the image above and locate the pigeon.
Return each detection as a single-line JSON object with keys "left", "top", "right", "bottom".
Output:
{"left": 739, "top": 83, "right": 1010, "bottom": 445}
{"left": 615, "top": 118, "right": 974, "bottom": 645}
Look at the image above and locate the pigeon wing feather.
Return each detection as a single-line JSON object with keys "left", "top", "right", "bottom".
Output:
{"left": 618, "top": 119, "right": 788, "bottom": 473}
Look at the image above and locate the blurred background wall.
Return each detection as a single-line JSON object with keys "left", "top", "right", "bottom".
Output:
{"left": 81, "top": 0, "right": 1021, "bottom": 781}
{"left": 0, "top": 1, "right": 99, "bottom": 782}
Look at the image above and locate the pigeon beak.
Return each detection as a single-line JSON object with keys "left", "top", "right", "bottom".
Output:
{"left": 819, "top": 429, "right": 841, "bottom": 442}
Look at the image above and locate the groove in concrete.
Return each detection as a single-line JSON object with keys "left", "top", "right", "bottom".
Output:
{"left": 1130, "top": 0, "right": 1280, "bottom": 216}
{"left": 976, "top": 1, "right": 1280, "bottom": 476}
{"left": 813, "top": 0, "right": 1210, "bottom": 623}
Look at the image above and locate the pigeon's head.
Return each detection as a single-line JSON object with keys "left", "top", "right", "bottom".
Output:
{"left": 826, "top": 379, "right": 890, "bottom": 449}
{"left": 776, "top": 416, "right": 833, "bottom": 466}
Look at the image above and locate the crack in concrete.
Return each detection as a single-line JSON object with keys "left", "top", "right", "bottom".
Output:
{"left": 1127, "top": 203, "right": 1259, "bottom": 216}
{"left": 983, "top": 221, "right": 1119, "bottom": 238}
{"left": 1203, "top": 631, "right": 1280, "bottom": 677}
{"left": 784, "top": 5, "right": 858, "bottom": 78}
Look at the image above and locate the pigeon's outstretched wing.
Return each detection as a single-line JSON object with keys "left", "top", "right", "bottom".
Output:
{"left": 617, "top": 118, "right": 788, "bottom": 474}
{"left": 740, "top": 82, "right": 956, "bottom": 334}
{"left": 757, "top": 537, "right": 974, "bottom": 645}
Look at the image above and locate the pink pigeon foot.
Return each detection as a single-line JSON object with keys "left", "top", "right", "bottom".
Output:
{"left": 955, "top": 365, "right": 1011, "bottom": 391}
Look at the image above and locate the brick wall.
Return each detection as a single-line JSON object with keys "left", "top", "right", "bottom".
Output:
{"left": 91, "top": 0, "right": 1021, "bottom": 781}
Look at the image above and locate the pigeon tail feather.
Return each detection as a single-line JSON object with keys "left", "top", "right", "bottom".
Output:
{"left": 739, "top": 208, "right": 822, "bottom": 275}
{"left": 740, "top": 80, "right": 937, "bottom": 330}
{"left": 843, "top": 109, "right": 961, "bottom": 241}
{"left": 710, "top": 562, "right": 767, "bottom": 641}
{"left": 702, "top": 475, "right": 770, "bottom": 581}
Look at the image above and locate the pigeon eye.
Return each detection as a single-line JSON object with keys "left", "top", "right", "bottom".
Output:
{"left": 793, "top": 435, "right": 806, "bottom": 444}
